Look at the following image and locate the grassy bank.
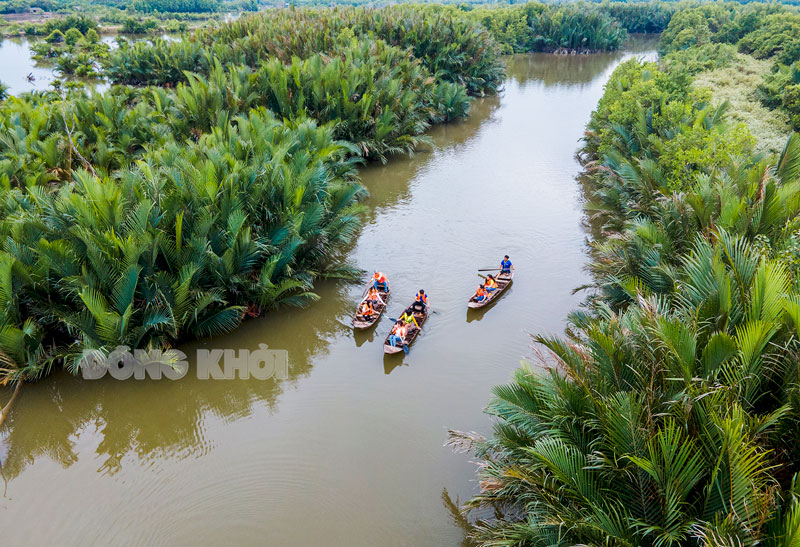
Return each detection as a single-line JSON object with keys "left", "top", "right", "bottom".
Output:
{"left": 692, "top": 53, "right": 792, "bottom": 155}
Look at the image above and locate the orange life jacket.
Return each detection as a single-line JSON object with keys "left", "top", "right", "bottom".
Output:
{"left": 374, "top": 272, "right": 387, "bottom": 283}
{"left": 476, "top": 287, "right": 487, "bottom": 297}
{"left": 416, "top": 292, "right": 428, "bottom": 304}
{"left": 361, "top": 302, "right": 374, "bottom": 315}
{"left": 486, "top": 278, "right": 498, "bottom": 289}
{"left": 392, "top": 323, "right": 407, "bottom": 337}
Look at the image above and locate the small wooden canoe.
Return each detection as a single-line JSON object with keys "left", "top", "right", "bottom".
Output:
{"left": 383, "top": 303, "right": 429, "bottom": 354}
{"left": 468, "top": 271, "right": 514, "bottom": 309}
{"left": 353, "top": 281, "right": 390, "bottom": 329}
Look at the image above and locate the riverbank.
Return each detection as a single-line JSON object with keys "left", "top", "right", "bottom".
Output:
{"left": 455, "top": 2, "right": 800, "bottom": 544}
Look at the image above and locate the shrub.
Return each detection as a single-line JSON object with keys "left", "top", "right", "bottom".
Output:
{"left": 64, "top": 27, "right": 83, "bottom": 46}
{"left": 121, "top": 16, "right": 159, "bottom": 34}
{"left": 45, "top": 29, "right": 63, "bottom": 43}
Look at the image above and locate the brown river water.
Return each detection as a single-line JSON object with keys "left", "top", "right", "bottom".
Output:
{"left": 0, "top": 38, "right": 657, "bottom": 546}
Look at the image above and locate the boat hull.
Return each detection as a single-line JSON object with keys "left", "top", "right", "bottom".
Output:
{"left": 468, "top": 271, "right": 513, "bottom": 308}
{"left": 353, "top": 282, "right": 389, "bottom": 329}
{"left": 383, "top": 303, "right": 428, "bottom": 354}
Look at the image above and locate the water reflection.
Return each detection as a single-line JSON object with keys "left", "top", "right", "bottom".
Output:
{"left": 0, "top": 33, "right": 180, "bottom": 96}
{"left": 0, "top": 37, "right": 56, "bottom": 95}
{"left": 506, "top": 37, "right": 659, "bottom": 90}
{"left": 353, "top": 329, "right": 376, "bottom": 347}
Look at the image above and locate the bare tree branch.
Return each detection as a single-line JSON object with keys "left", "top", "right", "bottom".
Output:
{"left": 61, "top": 107, "right": 99, "bottom": 179}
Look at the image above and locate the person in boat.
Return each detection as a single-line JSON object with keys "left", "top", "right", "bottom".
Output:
{"left": 400, "top": 307, "right": 419, "bottom": 328}
{"left": 388, "top": 321, "right": 408, "bottom": 347}
{"left": 411, "top": 289, "right": 428, "bottom": 312}
{"left": 365, "top": 287, "right": 385, "bottom": 306}
{"left": 474, "top": 285, "right": 488, "bottom": 302}
{"left": 485, "top": 275, "right": 499, "bottom": 292}
{"left": 500, "top": 256, "right": 513, "bottom": 276}
{"left": 358, "top": 300, "right": 375, "bottom": 319}
{"left": 373, "top": 271, "right": 388, "bottom": 292}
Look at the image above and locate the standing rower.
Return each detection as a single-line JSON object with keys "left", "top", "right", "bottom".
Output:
{"left": 373, "top": 271, "right": 388, "bottom": 291}
{"left": 500, "top": 255, "right": 513, "bottom": 276}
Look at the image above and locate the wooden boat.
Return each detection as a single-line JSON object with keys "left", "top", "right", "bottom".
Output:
{"left": 383, "top": 302, "right": 429, "bottom": 354}
{"left": 353, "top": 281, "right": 390, "bottom": 329}
{"left": 468, "top": 271, "right": 514, "bottom": 309}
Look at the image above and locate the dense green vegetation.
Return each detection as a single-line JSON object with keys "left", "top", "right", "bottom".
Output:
{"left": 0, "top": 5, "right": 500, "bottom": 384}
{"left": 596, "top": 0, "right": 677, "bottom": 33}
{"left": 6, "top": 2, "right": 651, "bottom": 84}
{"left": 31, "top": 26, "right": 107, "bottom": 78}
{"left": 658, "top": 1, "right": 800, "bottom": 131}
{"left": 0, "top": 0, "right": 56, "bottom": 14}
{"left": 131, "top": 0, "right": 219, "bottom": 13}
{"left": 466, "top": 2, "right": 628, "bottom": 54}
{"left": 104, "top": 6, "right": 504, "bottom": 95}
{"left": 456, "top": 3, "right": 800, "bottom": 546}
{"left": 0, "top": 0, "right": 239, "bottom": 14}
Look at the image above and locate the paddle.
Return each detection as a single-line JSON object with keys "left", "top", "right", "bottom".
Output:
{"left": 479, "top": 273, "right": 511, "bottom": 281}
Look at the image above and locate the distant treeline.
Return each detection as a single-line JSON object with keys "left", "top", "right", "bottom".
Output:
{"left": 466, "top": 2, "right": 632, "bottom": 53}
{"left": 0, "top": 0, "right": 245, "bottom": 14}
{"left": 0, "top": 0, "right": 57, "bottom": 13}
{"left": 130, "top": 0, "right": 220, "bottom": 12}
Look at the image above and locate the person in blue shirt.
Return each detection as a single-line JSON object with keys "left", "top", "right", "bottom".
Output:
{"left": 500, "top": 255, "right": 513, "bottom": 276}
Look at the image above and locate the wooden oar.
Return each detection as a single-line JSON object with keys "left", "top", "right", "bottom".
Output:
{"left": 477, "top": 268, "right": 502, "bottom": 272}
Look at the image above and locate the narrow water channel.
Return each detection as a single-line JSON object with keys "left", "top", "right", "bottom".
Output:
{"left": 0, "top": 34, "right": 164, "bottom": 96}
{"left": 0, "top": 38, "right": 658, "bottom": 545}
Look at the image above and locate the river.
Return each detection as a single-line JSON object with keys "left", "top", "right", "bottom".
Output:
{"left": 0, "top": 34, "right": 169, "bottom": 96}
{"left": 0, "top": 38, "right": 657, "bottom": 545}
